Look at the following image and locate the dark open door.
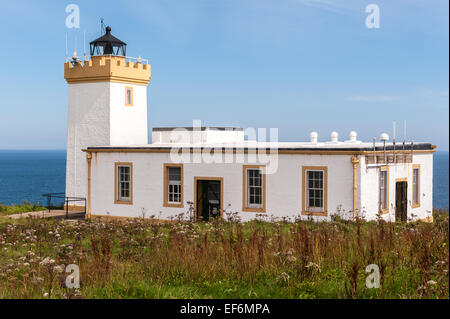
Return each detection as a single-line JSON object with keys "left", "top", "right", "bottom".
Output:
{"left": 196, "top": 180, "right": 221, "bottom": 221}
{"left": 395, "top": 181, "right": 408, "bottom": 222}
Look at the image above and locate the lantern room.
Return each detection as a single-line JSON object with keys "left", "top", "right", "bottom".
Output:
{"left": 89, "top": 26, "right": 127, "bottom": 56}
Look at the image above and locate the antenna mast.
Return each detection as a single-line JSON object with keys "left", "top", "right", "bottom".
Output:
{"left": 74, "top": 34, "right": 77, "bottom": 57}
{"left": 65, "top": 32, "right": 68, "bottom": 62}
{"left": 101, "top": 17, "right": 105, "bottom": 35}
{"left": 403, "top": 120, "right": 407, "bottom": 142}
{"left": 83, "top": 30, "right": 86, "bottom": 62}
{"left": 393, "top": 121, "right": 396, "bottom": 162}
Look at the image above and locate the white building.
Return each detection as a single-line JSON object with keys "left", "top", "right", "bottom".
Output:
{"left": 64, "top": 27, "right": 435, "bottom": 223}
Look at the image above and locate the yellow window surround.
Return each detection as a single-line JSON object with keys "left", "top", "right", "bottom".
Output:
{"left": 242, "top": 165, "right": 266, "bottom": 213}
{"left": 114, "top": 162, "right": 133, "bottom": 205}
{"left": 379, "top": 166, "right": 389, "bottom": 214}
{"left": 163, "top": 163, "right": 184, "bottom": 208}
{"left": 125, "top": 86, "right": 133, "bottom": 106}
{"left": 412, "top": 164, "right": 421, "bottom": 208}
{"left": 301, "top": 166, "right": 328, "bottom": 217}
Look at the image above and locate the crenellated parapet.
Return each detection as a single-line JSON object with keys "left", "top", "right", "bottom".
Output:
{"left": 64, "top": 55, "right": 151, "bottom": 85}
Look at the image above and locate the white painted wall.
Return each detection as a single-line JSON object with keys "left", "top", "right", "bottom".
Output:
{"left": 89, "top": 152, "right": 356, "bottom": 222}
{"left": 360, "top": 153, "right": 433, "bottom": 221}
{"left": 66, "top": 81, "right": 148, "bottom": 199}
{"left": 110, "top": 82, "right": 148, "bottom": 146}
{"left": 66, "top": 82, "right": 110, "bottom": 199}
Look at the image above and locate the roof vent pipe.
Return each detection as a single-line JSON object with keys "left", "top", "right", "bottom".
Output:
{"left": 330, "top": 131, "right": 338, "bottom": 143}
{"left": 310, "top": 132, "right": 318, "bottom": 144}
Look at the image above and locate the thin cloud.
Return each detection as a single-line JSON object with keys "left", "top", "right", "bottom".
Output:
{"left": 346, "top": 95, "right": 404, "bottom": 102}
{"left": 294, "top": 0, "right": 361, "bottom": 15}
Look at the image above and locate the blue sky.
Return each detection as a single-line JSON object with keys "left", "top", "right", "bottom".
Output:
{"left": 0, "top": 0, "right": 448, "bottom": 150}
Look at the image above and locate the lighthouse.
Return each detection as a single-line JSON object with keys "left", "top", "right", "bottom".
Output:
{"left": 64, "top": 26, "right": 151, "bottom": 208}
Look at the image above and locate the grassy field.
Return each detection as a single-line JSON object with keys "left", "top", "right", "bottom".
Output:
{"left": 0, "top": 210, "right": 448, "bottom": 299}
{"left": 0, "top": 201, "right": 47, "bottom": 216}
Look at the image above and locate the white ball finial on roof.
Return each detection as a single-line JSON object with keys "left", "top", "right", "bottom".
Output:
{"left": 380, "top": 133, "right": 389, "bottom": 141}
{"left": 310, "top": 131, "right": 318, "bottom": 144}
{"left": 330, "top": 131, "right": 338, "bottom": 143}
{"left": 349, "top": 131, "right": 357, "bottom": 142}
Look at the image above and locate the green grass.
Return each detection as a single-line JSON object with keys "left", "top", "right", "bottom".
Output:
{"left": 0, "top": 201, "right": 47, "bottom": 216}
{"left": 0, "top": 212, "right": 448, "bottom": 299}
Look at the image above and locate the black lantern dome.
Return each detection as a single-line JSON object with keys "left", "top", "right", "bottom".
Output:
{"left": 89, "top": 26, "right": 126, "bottom": 56}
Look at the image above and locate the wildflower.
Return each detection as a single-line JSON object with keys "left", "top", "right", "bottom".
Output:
{"left": 53, "top": 265, "right": 64, "bottom": 273}
{"left": 427, "top": 280, "right": 437, "bottom": 286}
{"left": 39, "top": 257, "right": 56, "bottom": 266}
{"left": 287, "top": 255, "right": 297, "bottom": 262}
{"left": 43, "top": 292, "right": 49, "bottom": 297}
{"left": 279, "top": 272, "right": 290, "bottom": 282}
{"left": 32, "top": 277, "right": 44, "bottom": 284}
{"left": 306, "top": 262, "right": 321, "bottom": 272}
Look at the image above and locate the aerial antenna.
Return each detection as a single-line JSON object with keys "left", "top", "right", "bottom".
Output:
{"left": 83, "top": 29, "right": 86, "bottom": 62}
{"left": 65, "top": 32, "right": 68, "bottom": 62}
{"left": 393, "top": 121, "right": 396, "bottom": 141}
{"left": 101, "top": 17, "right": 106, "bottom": 35}
{"left": 74, "top": 34, "right": 77, "bottom": 56}
{"left": 403, "top": 120, "right": 407, "bottom": 142}
{"left": 402, "top": 120, "right": 406, "bottom": 158}
{"left": 393, "top": 121, "right": 396, "bottom": 162}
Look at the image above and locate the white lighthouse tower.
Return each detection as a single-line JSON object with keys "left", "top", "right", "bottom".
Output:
{"left": 64, "top": 26, "right": 151, "bottom": 209}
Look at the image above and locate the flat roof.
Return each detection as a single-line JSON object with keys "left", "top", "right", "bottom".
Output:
{"left": 86, "top": 142, "right": 435, "bottom": 152}
{"left": 152, "top": 127, "right": 244, "bottom": 131}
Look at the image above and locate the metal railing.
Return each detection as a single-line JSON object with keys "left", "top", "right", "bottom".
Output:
{"left": 68, "top": 54, "right": 149, "bottom": 65}
{"left": 366, "top": 154, "right": 413, "bottom": 165}
{"left": 41, "top": 193, "right": 86, "bottom": 219}
{"left": 367, "top": 140, "right": 414, "bottom": 165}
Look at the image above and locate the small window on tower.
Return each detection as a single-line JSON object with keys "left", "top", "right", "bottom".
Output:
{"left": 125, "top": 87, "right": 133, "bottom": 106}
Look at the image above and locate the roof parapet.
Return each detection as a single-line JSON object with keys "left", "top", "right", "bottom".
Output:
{"left": 64, "top": 55, "right": 151, "bottom": 85}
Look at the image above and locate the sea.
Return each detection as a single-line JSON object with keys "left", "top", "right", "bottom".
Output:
{"left": 0, "top": 150, "right": 448, "bottom": 209}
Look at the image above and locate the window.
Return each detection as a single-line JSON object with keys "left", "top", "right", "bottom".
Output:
{"left": 114, "top": 163, "right": 133, "bottom": 204}
{"left": 168, "top": 167, "right": 181, "bottom": 204}
{"left": 302, "top": 166, "right": 327, "bottom": 216}
{"left": 379, "top": 166, "right": 389, "bottom": 213}
{"left": 164, "top": 164, "right": 183, "bottom": 207}
{"left": 412, "top": 164, "right": 420, "bottom": 208}
{"left": 125, "top": 87, "right": 133, "bottom": 106}
{"left": 242, "top": 165, "right": 266, "bottom": 212}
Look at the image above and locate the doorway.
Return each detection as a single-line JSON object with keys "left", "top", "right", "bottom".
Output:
{"left": 194, "top": 177, "right": 223, "bottom": 221}
{"left": 395, "top": 180, "right": 408, "bottom": 222}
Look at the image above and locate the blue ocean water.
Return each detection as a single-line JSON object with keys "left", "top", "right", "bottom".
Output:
{"left": 0, "top": 150, "right": 448, "bottom": 209}
{"left": 433, "top": 151, "right": 449, "bottom": 209}
{"left": 0, "top": 150, "right": 66, "bottom": 206}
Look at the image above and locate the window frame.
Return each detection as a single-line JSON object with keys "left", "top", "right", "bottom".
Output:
{"left": 242, "top": 165, "right": 266, "bottom": 213}
{"left": 302, "top": 166, "right": 328, "bottom": 216}
{"left": 125, "top": 86, "right": 133, "bottom": 106}
{"left": 114, "top": 162, "right": 133, "bottom": 205}
{"left": 412, "top": 164, "right": 420, "bottom": 208}
{"left": 379, "top": 166, "right": 389, "bottom": 214}
{"left": 163, "top": 163, "right": 184, "bottom": 208}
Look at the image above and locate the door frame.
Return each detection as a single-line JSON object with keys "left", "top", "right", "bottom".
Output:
{"left": 193, "top": 177, "right": 224, "bottom": 221}
{"left": 395, "top": 178, "right": 408, "bottom": 222}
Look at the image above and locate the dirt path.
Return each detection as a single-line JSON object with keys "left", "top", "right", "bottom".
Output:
{"left": 6, "top": 210, "right": 84, "bottom": 219}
